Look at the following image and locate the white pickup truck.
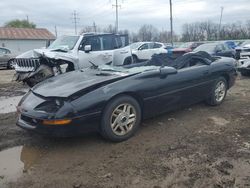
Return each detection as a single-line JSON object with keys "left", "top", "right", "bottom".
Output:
{"left": 14, "top": 33, "right": 132, "bottom": 86}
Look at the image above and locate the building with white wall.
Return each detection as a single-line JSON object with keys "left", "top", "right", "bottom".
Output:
{"left": 0, "top": 27, "right": 56, "bottom": 55}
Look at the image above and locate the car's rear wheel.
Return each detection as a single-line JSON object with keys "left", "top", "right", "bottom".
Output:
{"left": 206, "top": 77, "right": 227, "bottom": 106}
{"left": 100, "top": 95, "right": 141, "bottom": 142}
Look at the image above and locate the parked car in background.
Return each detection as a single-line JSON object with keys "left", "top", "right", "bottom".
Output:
{"left": 14, "top": 33, "right": 132, "bottom": 87}
{"left": 172, "top": 42, "right": 204, "bottom": 55}
{"left": 16, "top": 52, "right": 237, "bottom": 142}
{"left": 0, "top": 47, "right": 16, "bottom": 69}
{"left": 225, "top": 41, "right": 237, "bottom": 49}
{"left": 238, "top": 59, "right": 250, "bottom": 76}
{"left": 193, "top": 42, "right": 236, "bottom": 58}
{"left": 235, "top": 40, "right": 250, "bottom": 60}
{"left": 130, "top": 42, "right": 167, "bottom": 63}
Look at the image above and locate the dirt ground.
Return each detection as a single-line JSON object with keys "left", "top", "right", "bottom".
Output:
{"left": 0, "top": 69, "right": 249, "bottom": 188}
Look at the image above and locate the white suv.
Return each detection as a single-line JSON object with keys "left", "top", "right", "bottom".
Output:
{"left": 130, "top": 42, "right": 167, "bottom": 63}
{"left": 14, "top": 33, "right": 132, "bottom": 86}
{"left": 15, "top": 33, "right": 132, "bottom": 72}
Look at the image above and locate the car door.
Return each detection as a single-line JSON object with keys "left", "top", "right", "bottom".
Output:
{"left": 137, "top": 43, "right": 154, "bottom": 60}
{"left": 78, "top": 35, "right": 114, "bottom": 68}
{"left": 143, "top": 57, "right": 212, "bottom": 117}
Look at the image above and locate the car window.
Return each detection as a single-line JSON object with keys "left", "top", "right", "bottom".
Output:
{"left": 83, "top": 36, "right": 101, "bottom": 51}
{"left": 0, "top": 48, "right": 5, "bottom": 54}
{"left": 114, "top": 36, "right": 122, "bottom": 49}
{"left": 102, "top": 35, "right": 114, "bottom": 50}
{"left": 153, "top": 43, "right": 162, "bottom": 49}
{"left": 216, "top": 44, "right": 224, "bottom": 51}
{"left": 0, "top": 48, "right": 8, "bottom": 54}
{"left": 148, "top": 43, "right": 154, "bottom": 49}
{"left": 139, "top": 44, "right": 148, "bottom": 50}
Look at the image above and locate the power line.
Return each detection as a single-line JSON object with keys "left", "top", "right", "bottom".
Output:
{"left": 71, "top": 10, "right": 80, "bottom": 35}
{"left": 112, "top": 0, "right": 122, "bottom": 33}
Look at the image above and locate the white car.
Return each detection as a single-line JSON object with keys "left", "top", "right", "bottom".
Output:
{"left": 130, "top": 42, "right": 168, "bottom": 63}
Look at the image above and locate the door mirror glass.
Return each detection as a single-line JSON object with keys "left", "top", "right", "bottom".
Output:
{"left": 160, "top": 67, "right": 177, "bottom": 77}
{"left": 84, "top": 45, "right": 92, "bottom": 53}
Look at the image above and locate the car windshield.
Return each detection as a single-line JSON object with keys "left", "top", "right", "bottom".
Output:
{"left": 193, "top": 43, "right": 216, "bottom": 53}
{"left": 130, "top": 42, "right": 144, "bottom": 50}
{"left": 98, "top": 64, "right": 159, "bottom": 74}
{"left": 48, "top": 36, "right": 79, "bottom": 50}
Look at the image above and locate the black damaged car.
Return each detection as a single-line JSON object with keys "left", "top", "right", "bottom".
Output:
{"left": 16, "top": 52, "right": 237, "bottom": 142}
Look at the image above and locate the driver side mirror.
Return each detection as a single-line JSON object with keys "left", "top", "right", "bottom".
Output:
{"left": 160, "top": 67, "right": 177, "bottom": 78}
{"left": 84, "top": 45, "right": 92, "bottom": 53}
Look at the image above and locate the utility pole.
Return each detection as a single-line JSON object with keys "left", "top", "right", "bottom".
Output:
{"left": 93, "top": 22, "right": 97, "bottom": 33}
{"left": 54, "top": 25, "right": 58, "bottom": 38}
{"left": 71, "top": 10, "right": 80, "bottom": 35}
{"left": 218, "top": 6, "right": 224, "bottom": 40}
{"left": 169, "top": 0, "right": 173, "bottom": 46}
{"left": 26, "top": 15, "right": 29, "bottom": 22}
{"left": 112, "top": 0, "right": 121, "bottom": 33}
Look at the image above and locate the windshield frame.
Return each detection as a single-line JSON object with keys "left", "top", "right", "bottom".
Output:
{"left": 48, "top": 36, "right": 80, "bottom": 51}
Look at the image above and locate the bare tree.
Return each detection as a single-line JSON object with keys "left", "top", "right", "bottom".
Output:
{"left": 138, "top": 24, "right": 159, "bottom": 41}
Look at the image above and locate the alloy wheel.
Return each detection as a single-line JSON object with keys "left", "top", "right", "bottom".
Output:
{"left": 110, "top": 103, "right": 137, "bottom": 136}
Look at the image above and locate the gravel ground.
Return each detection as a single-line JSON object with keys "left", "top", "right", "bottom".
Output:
{"left": 0, "top": 69, "right": 249, "bottom": 188}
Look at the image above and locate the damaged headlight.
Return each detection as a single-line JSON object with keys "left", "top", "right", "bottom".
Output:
{"left": 34, "top": 99, "right": 64, "bottom": 113}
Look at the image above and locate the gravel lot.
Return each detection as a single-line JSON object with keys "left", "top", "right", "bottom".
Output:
{"left": 0, "top": 69, "right": 249, "bottom": 188}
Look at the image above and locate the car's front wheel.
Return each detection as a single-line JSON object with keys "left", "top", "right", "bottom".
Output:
{"left": 7, "top": 60, "right": 15, "bottom": 69}
{"left": 206, "top": 77, "right": 227, "bottom": 106}
{"left": 100, "top": 95, "right": 141, "bottom": 142}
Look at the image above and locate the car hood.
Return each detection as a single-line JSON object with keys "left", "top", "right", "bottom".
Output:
{"left": 16, "top": 48, "right": 78, "bottom": 63}
{"left": 31, "top": 70, "right": 130, "bottom": 98}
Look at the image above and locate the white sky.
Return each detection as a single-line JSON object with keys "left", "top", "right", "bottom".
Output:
{"left": 0, "top": 0, "right": 250, "bottom": 36}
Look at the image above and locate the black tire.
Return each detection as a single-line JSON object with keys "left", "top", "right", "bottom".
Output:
{"left": 123, "top": 56, "right": 133, "bottom": 65}
{"left": 7, "top": 60, "right": 14, "bottom": 69}
{"left": 206, "top": 77, "right": 227, "bottom": 106}
{"left": 132, "top": 55, "right": 138, "bottom": 64}
{"left": 100, "top": 95, "right": 141, "bottom": 142}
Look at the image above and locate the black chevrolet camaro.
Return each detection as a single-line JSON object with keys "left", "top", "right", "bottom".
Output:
{"left": 17, "top": 52, "right": 237, "bottom": 142}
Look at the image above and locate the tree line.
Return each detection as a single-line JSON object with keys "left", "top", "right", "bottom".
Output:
{"left": 3, "top": 19, "right": 250, "bottom": 43}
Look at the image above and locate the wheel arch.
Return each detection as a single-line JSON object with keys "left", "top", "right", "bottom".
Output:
{"left": 221, "top": 73, "right": 230, "bottom": 89}
{"left": 104, "top": 92, "right": 144, "bottom": 117}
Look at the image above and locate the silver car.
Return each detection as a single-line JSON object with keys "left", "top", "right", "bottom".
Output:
{"left": 0, "top": 47, "right": 16, "bottom": 69}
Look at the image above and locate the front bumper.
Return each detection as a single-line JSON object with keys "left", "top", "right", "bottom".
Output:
{"left": 16, "top": 112, "right": 101, "bottom": 137}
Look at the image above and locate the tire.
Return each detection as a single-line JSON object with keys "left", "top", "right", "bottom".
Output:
{"left": 7, "top": 60, "right": 15, "bottom": 69}
{"left": 123, "top": 56, "right": 133, "bottom": 65}
{"left": 132, "top": 55, "right": 138, "bottom": 64}
{"left": 206, "top": 77, "right": 227, "bottom": 106}
{"left": 100, "top": 95, "right": 141, "bottom": 142}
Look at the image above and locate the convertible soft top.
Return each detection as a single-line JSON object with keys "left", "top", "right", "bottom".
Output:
{"left": 125, "top": 51, "right": 215, "bottom": 69}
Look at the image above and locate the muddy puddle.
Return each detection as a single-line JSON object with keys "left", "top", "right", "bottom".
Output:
{"left": 0, "top": 96, "right": 23, "bottom": 114}
{"left": 0, "top": 145, "right": 44, "bottom": 187}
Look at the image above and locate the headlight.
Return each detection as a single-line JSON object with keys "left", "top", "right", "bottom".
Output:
{"left": 34, "top": 99, "right": 64, "bottom": 113}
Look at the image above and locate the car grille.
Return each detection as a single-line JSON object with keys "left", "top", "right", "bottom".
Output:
{"left": 14, "top": 58, "right": 40, "bottom": 72}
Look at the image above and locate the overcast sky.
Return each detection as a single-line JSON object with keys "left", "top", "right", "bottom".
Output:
{"left": 0, "top": 0, "right": 250, "bottom": 36}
